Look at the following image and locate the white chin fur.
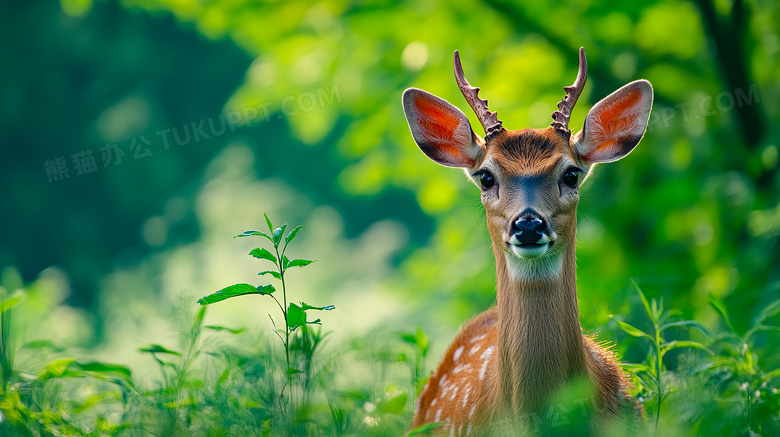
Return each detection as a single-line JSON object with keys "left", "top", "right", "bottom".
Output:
{"left": 504, "top": 246, "right": 563, "bottom": 280}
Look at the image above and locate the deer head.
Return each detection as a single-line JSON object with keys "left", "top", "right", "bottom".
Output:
{"left": 402, "top": 48, "right": 653, "bottom": 279}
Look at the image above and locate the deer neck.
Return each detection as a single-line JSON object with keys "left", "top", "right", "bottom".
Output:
{"left": 492, "top": 237, "right": 587, "bottom": 413}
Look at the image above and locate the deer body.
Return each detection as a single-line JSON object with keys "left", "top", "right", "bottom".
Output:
{"left": 402, "top": 49, "right": 653, "bottom": 435}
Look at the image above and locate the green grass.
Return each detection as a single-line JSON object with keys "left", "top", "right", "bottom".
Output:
{"left": 0, "top": 219, "right": 778, "bottom": 436}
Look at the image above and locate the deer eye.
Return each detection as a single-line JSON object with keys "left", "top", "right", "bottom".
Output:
{"left": 478, "top": 171, "right": 495, "bottom": 190}
{"left": 562, "top": 169, "right": 579, "bottom": 188}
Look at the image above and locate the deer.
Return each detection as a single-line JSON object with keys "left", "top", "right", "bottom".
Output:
{"left": 401, "top": 48, "right": 653, "bottom": 436}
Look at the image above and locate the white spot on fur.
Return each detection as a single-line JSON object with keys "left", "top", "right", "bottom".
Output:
{"left": 450, "top": 386, "right": 459, "bottom": 401}
{"left": 431, "top": 397, "right": 437, "bottom": 407}
{"left": 479, "top": 346, "right": 494, "bottom": 381}
{"left": 480, "top": 346, "right": 494, "bottom": 361}
{"left": 453, "top": 345, "right": 464, "bottom": 362}
{"left": 453, "top": 363, "right": 471, "bottom": 374}
{"left": 462, "top": 386, "right": 470, "bottom": 407}
{"left": 435, "top": 409, "right": 442, "bottom": 422}
{"left": 470, "top": 334, "right": 486, "bottom": 344}
{"left": 467, "top": 424, "right": 473, "bottom": 434}
{"left": 469, "top": 404, "right": 477, "bottom": 418}
{"left": 469, "top": 344, "right": 482, "bottom": 356}
{"left": 439, "top": 374, "right": 448, "bottom": 387}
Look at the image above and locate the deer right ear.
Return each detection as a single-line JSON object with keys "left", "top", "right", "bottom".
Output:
{"left": 402, "top": 88, "right": 484, "bottom": 168}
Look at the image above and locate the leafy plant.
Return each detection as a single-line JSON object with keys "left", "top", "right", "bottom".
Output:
{"left": 0, "top": 281, "right": 139, "bottom": 436}
{"left": 612, "top": 282, "right": 713, "bottom": 432}
{"left": 701, "top": 294, "right": 780, "bottom": 434}
{"left": 398, "top": 327, "right": 429, "bottom": 396}
{"left": 197, "top": 214, "right": 334, "bottom": 420}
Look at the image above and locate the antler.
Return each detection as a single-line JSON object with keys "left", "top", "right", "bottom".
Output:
{"left": 551, "top": 47, "right": 588, "bottom": 133}
{"left": 453, "top": 51, "right": 505, "bottom": 140}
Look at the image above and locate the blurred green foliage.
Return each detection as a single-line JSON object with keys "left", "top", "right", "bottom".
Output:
{"left": 0, "top": 0, "right": 779, "bottom": 434}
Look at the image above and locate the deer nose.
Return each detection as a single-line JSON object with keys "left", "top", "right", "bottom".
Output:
{"left": 511, "top": 211, "right": 548, "bottom": 245}
{"left": 514, "top": 216, "right": 543, "bottom": 232}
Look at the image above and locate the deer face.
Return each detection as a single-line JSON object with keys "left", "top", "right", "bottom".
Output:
{"left": 402, "top": 49, "right": 653, "bottom": 277}
{"left": 476, "top": 129, "right": 579, "bottom": 263}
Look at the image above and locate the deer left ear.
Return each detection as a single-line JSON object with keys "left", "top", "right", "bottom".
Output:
{"left": 573, "top": 80, "right": 653, "bottom": 164}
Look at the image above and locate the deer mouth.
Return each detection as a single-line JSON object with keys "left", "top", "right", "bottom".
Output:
{"left": 508, "top": 241, "right": 554, "bottom": 259}
{"left": 507, "top": 234, "right": 555, "bottom": 259}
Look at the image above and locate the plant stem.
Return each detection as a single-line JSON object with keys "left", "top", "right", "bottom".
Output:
{"left": 275, "top": 245, "right": 293, "bottom": 429}
{"left": 654, "top": 323, "right": 662, "bottom": 433}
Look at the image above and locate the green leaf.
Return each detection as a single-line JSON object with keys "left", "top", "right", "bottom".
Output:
{"left": 620, "top": 363, "right": 653, "bottom": 374}
{"left": 400, "top": 328, "right": 429, "bottom": 357}
{"left": 286, "top": 367, "right": 303, "bottom": 375}
{"left": 139, "top": 344, "right": 182, "bottom": 356}
{"left": 284, "top": 225, "right": 304, "bottom": 246}
{"left": 73, "top": 392, "right": 120, "bottom": 414}
{"left": 73, "top": 361, "right": 133, "bottom": 379}
{"left": 415, "top": 327, "right": 428, "bottom": 355}
{"left": 258, "top": 270, "right": 282, "bottom": 280}
{"left": 407, "top": 422, "right": 445, "bottom": 436}
{"left": 377, "top": 393, "right": 407, "bottom": 415}
{"left": 651, "top": 297, "right": 663, "bottom": 322}
{"left": 286, "top": 303, "right": 307, "bottom": 331}
{"left": 631, "top": 281, "right": 654, "bottom": 323}
{"left": 287, "top": 259, "right": 315, "bottom": 269}
{"left": 197, "top": 283, "right": 275, "bottom": 305}
{"left": 660, "top": 309, "right": 683, "bottom": 324}
{"left": 205, "top": 325, "right": 245, "bottom": 334}
{"left": 282, "top": 255, "right": 290, "bottom": 269}
{"left": 264, "top": 213, "right": 274, "bottom": 232}
{"left": 661, "top": 340, "right": 714, "bottom": 356}
{"left": 273, "top": 224, "right": 287, "bottom": 247}
{"left": 39, "top": 359, "right": 134, "bottom": 387}
{"left": 0, "top": 289, "right": 25, "bottom": 313}
{"left": 755, "top": 298, "right": 780, "bottom": 325}
{"left": 21, "top": 340, "right": 64, "bottom": 352}
{"left": 286, "top": 302, "right": 335, "bottom": 330}
{"left": 400, "top": 333, "right": 417, "bottom": 345}
{"left": 39, "top": 358, "right": 76, "bottom": 380}
{"left": 613, "top": 318, "right": 652, "bottom": 339}
{"left": 249, "top": 248, "right": 277, "bottom": 264}
{"left": 234, "top": 230, "right": 272, "bottom": 242}
{"left": 660, "top": 320, "right": 713, "bottom": 338}
{"left": 764, "top": 368, "right": 780, "bottom": 382}
{"left": 692, "top": 357, "right": 732, "bottom": 374}
{"left": 300, "top": 302, "right": 335, "bottom": 311}
{"left": 709, "top": 294, "right": 735, "bottom": 333}
{"left": 746, "top": 324, "right": 780, "bottom": 341}
{"left": 192, "top": 305, "right": 207, "bottom": 332}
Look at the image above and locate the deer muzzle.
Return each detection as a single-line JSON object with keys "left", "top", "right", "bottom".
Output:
{"left": 507, "top": 209, "right": 556, "bottom": 259}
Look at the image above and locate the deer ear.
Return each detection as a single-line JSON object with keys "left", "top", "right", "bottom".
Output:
{"left": 574, "top": 80, "right": 653, "bottom": 165}
{"left": 402, "top": 88, "right": 484, "bottom": 168}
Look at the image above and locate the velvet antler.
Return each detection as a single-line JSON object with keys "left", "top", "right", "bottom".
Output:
{"left": 551, "top": 47, "right": 588, "bottom": 133}
{"left": 453, "top": 51, "right": 505, "bottom": 140}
